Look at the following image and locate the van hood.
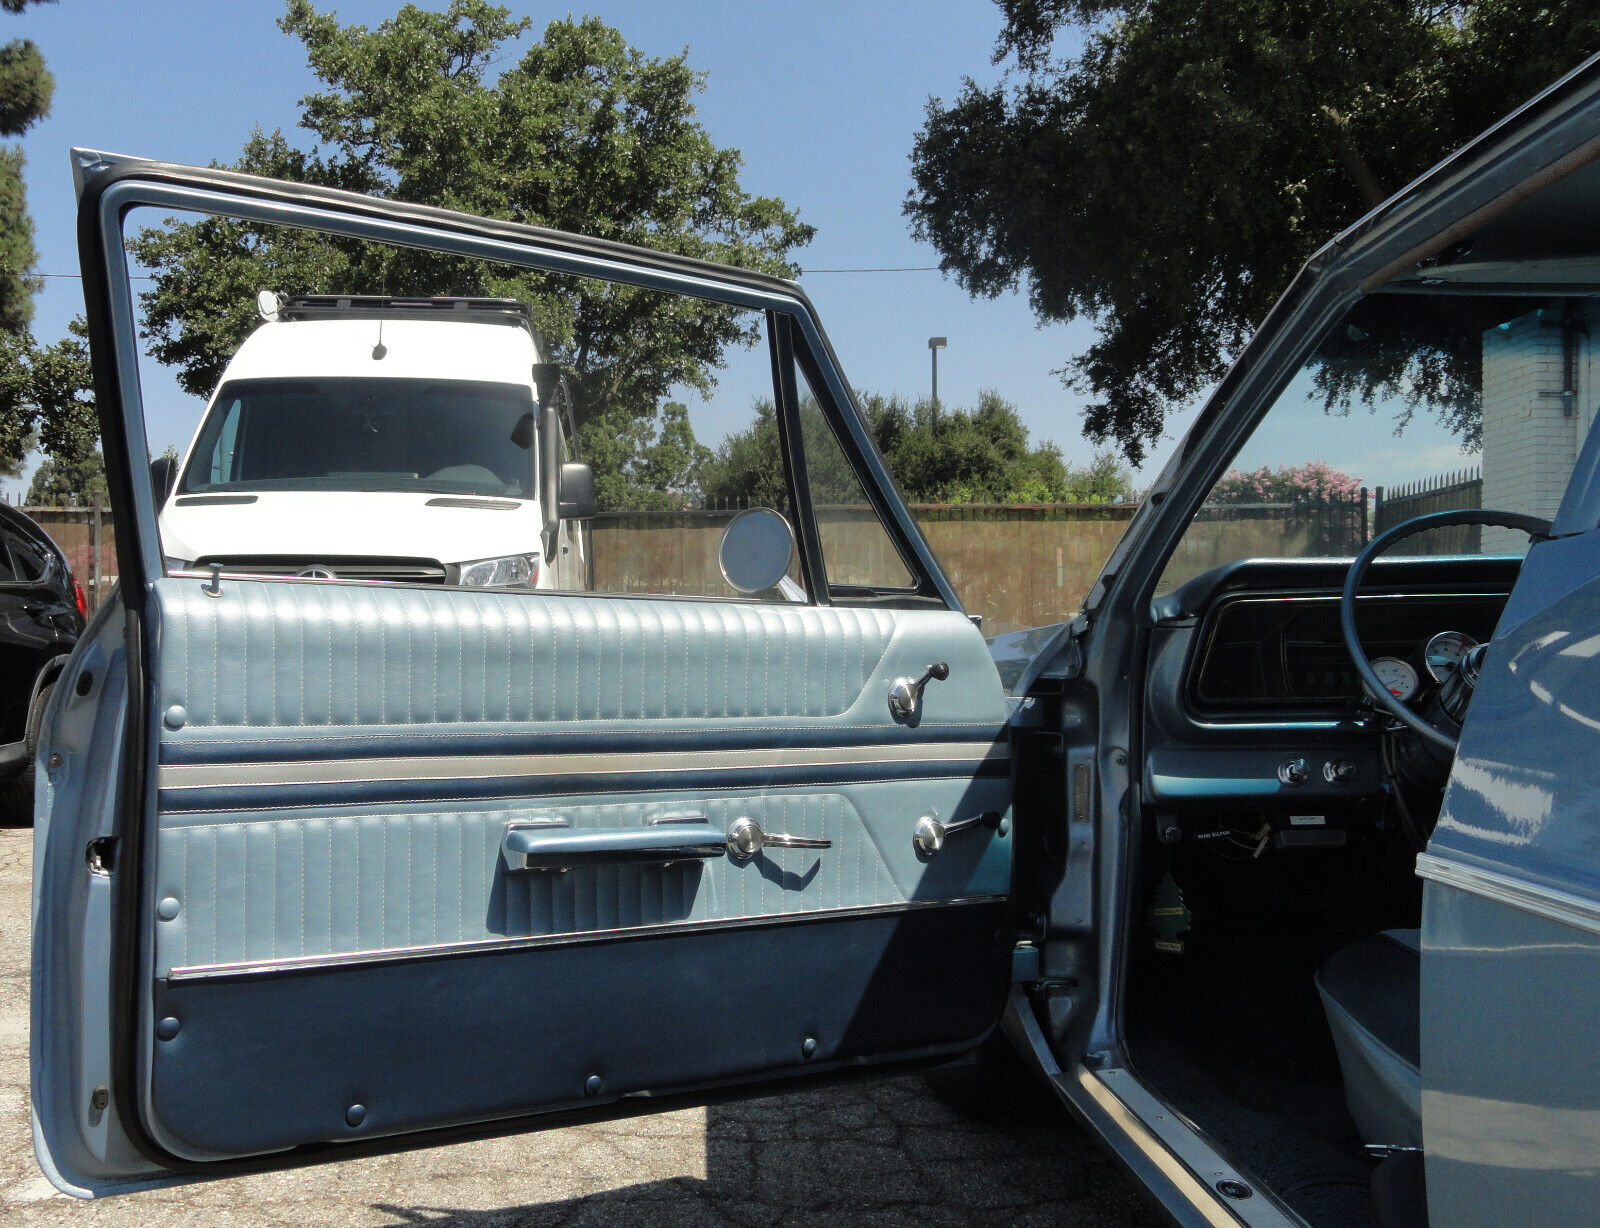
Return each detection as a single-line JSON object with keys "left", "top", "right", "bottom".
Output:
{"left": 158, "top": 491, "right": 543, "bottom": 568}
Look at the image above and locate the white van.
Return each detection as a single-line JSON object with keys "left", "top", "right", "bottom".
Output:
{"left": 154, "top": 294, "right": 595, "bottom": 589}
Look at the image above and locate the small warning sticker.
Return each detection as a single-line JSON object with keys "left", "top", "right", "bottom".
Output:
{"left": 1289, "top": 815, "right": 1326, "bottom": 826}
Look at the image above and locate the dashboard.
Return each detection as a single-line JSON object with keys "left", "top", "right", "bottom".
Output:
{"left": 1142, "top": 556, "right": 1522, "bottom": 817}
{"left": 1189, "top": 591, "right": 1506, "bottom": 713}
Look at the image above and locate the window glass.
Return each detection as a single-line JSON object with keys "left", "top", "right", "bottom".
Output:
{"left": 794, "top": 380, "right": 915, "bottom": 593}
{"left": 0, "top": 533, "right": 16, "bottom": 583}
{"left": 129, "top": 209, "right": 805, "bottom": 603}
{"left": 8, "top": 531, "right": 47, "bottom": 582}
{"left": 1160, "top": 291, "right": 1600, "bottom": 593}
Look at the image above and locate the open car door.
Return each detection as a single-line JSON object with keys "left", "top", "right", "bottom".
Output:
{"left": 32, "top": 153, "right": 1016, "bottom": 1195}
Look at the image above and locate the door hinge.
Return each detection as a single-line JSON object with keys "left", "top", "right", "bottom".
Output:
{"left": 86, "top": 837, "right": 118, "bottom": 877}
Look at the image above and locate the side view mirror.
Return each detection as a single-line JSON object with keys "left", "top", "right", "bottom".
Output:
{"left": 150, "top": 456, "right": 177, "bottom": 503}
{"left": 557, "top": 461, "right": 599, "bottom": 520}
{"left": 718, "top": 507, "right": 796, "bottom": 594}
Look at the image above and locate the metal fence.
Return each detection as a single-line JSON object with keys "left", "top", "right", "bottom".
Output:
{"left": 1373, "top": 469, "right": 1482, "bottom": 555}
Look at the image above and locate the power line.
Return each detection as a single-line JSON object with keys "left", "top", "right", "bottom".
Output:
{"left": 802, "top": 265, "right": 942, "bottom": 274}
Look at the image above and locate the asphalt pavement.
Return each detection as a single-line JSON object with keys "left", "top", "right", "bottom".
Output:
{"left": 0, "top": 818, "right": 1156, "bottom": 1226}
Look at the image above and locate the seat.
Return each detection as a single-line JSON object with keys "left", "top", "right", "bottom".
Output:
{"left": 1315, "top": 928, "right": 1422, "bottom": 1148}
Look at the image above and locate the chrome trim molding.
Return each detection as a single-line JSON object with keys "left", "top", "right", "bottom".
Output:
{"left": 1416, "top": 852, "right": 1600, "bottom": 938}
{"left": 1095, "top": 1068, "right": 1303, "bottom": 1228}
{"left": 1067, "top": 1068, "right": 1249, "bottom": 1228}
{"left": 166, "top": 894, "right": 1008, "bottom": 982}
{"left": 158, "top": 742, "right": 1008, "bottom": 791}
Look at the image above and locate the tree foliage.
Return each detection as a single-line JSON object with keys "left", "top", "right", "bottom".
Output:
{"left": 27, "top": 446, "right": 106, "bottom": 506}
{"left": 698, "top": 390, "right": 1134, "bottom": 507}
{"left": 1208, "top": 460, "right": 1362, "bottom": 505}
{"left": 130, "top": 1, "right": 813, "bottom": 500}
{"left": 0, "top": 0, "right": 53, "bottom": 333}
{"left": 906, "top": 1, "right": 1600, "bottom": 462}
{"left": 0, "top": 316, "right": 98, "bottom": 474}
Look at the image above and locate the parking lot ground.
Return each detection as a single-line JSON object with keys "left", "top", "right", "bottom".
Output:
{"left": 0, "top": 823, "right": 1157, "bottom": 1226}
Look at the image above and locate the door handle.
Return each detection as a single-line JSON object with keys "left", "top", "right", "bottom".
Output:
{"left": 913, "top": 810, "right": 1002, "bottom": 857}
{"left": 503, "top": 822, "right": 726, "bottom": 871}
{"left": 503, "top": 816, "right": 832, "bottom": 871}
{"left": 724, "top": 817, "right": 831, "bottom": 860}
{"left": 888, "top": 661, "right": 949, "bottom": 724}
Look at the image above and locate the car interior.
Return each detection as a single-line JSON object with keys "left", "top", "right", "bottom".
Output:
{"left": 1049, "top": 247, "right": 1600, "bottom": 1224}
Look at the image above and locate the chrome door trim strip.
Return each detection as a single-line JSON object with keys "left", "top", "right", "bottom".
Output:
{"left": 1065, "top": 1068, "right": 1250, "bottom": 1228}
{"left": 157, "top": 742, "right": 1008, "bottom": 791}
{"left": 165, "top": 894, "right": 1009, "bottom": 983}
{"left": 1416, "top": 852, "right": 1600, "bottom": 938}
{"left": 1091, "top": 1068, "right": 1304, "bottom": 1227}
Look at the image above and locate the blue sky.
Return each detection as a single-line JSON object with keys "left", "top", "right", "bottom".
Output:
{"left": 7, "top": 0, "right": 1475, "bottom": 499}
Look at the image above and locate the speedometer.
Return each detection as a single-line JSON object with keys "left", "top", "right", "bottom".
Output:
{"left": 1369, "top": 656, "right": 1419, "bottom": 702}
{"left": 1423, "top": 630, "right": 1479, "bottom": 683}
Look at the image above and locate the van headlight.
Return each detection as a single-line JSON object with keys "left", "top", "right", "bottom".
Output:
{"left": 452, "top": 553, "right": 541, "bottom": 588}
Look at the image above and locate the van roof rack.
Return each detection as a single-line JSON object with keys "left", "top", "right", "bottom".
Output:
{"left": 278, "top": 295, "right": 533, "bottom": 327}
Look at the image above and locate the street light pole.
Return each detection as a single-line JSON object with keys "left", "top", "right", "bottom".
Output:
{"left": 928, "top": 336, "right": 947, "bottom": 426}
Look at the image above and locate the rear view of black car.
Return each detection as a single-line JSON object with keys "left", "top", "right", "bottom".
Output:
{"left": 0, "top": 504, "right": 85, "bottom": 819}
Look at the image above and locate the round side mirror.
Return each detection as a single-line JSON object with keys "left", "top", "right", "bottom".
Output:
{"left": 718, "top": 507, "right": 796, "bottom": 594}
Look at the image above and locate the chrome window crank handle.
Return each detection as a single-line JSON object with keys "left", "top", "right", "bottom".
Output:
{"left": 726, "top": 817, "right": 832, "bottom": 860}
{"left": 914, "top": 811, "right": 1002, "bottom": 856}
{"left": 888, "top": 661, "right": 949, "bottom": 723}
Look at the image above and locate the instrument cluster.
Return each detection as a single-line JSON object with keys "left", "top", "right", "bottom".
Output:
{"left": 1367, "top": 630, "right": 1478, "bottom": 704}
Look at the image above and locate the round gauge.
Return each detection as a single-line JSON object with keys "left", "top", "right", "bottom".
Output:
{"left": 1423, "top": 630, "right": 1479, "bottom": 683}
{"left": 1369, "top": 656, "right": 1419, "bottom": 703}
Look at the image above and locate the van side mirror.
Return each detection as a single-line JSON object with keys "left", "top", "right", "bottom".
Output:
{"left": 150, "top": 456, "right": 177, "bottom": 502}
{"left": 557, "top": 462, "right": 599, "bottom": 520}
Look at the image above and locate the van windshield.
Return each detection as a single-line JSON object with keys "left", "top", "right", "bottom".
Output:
{"left": 177, "top": 377, "right": 537, "bottom": 498}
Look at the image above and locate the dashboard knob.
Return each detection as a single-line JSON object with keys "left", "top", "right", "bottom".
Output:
{"left": 1277, "top": 758, "right": 1309, "bottom": 787}
{"left": 1323, "top": 759, "right": 1357, "bottom": 785}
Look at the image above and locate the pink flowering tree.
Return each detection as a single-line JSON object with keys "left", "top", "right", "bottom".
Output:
{"left": 1209, "top": 461, "right": 1362, "bottom": 506}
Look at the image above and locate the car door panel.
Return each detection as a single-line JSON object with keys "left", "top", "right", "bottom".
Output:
{"left": 36, "top": 154, "right": 1018, "bottom": 1193}
{"left": 133, "top": 576, "right": 1010, "bottom": 1160}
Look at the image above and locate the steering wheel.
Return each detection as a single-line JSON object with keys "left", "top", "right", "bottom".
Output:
{"left": 1340, "top": 508, "right": 1551, "bottom": 753}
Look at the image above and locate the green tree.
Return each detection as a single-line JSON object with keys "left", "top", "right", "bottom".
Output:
{"left": 0, "top": 316, "right": 97, "bottom": 476}
{"left": 699, "top": 390, "right": 1133, "bottom": 506}
{"left": 905, "top": 1, "right": 1600, "bottom": 462}
{"left": 27, "top": 446, "right": 105, "bottom": 506}
{"left": 0, "top": 0, "right": 52, "bottom": 334}
{"left": 130, "top": 2, "right": 812, "bottom": 499}
{"left": 584, "top": 401, "right": 713, "bottom": 511}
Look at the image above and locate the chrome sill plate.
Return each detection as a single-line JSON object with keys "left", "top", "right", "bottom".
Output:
{"left": 157, "top": 742, "right": 1008, "bottom": 791}
{"left": 165, "top": 894, "right": 1007, "bottom": 983}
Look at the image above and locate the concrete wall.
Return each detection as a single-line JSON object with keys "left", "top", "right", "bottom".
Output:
{"left": 1480, "top": 309, "right": 1598, "bottom": 551}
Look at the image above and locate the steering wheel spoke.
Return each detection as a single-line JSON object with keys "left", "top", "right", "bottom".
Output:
{"left": 1340, "top": 508, "right": 1551, "bottom": 754}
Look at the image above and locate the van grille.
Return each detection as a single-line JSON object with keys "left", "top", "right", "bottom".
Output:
{"left": 190, "top": 557, "right": 448, "bottom": 584}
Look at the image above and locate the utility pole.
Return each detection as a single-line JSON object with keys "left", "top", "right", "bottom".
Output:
{"left": 928, "top": 336, "right": 947, "bottom": 427}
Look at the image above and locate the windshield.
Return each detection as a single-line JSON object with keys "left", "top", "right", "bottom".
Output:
{"left": 177, "top": 377, "right": 537, "bottom": 498}
{"left": 1159, "top": 288, "right": 1600, "bottom": 593}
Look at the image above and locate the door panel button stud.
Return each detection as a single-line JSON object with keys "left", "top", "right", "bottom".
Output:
{"left": 155, "top": 1017, "right": 180, "bottom": 1041}
{"left": 585, "top": 1075, "right": 603, "bottom": 1096}
{"left": 156, "top": 897, "right": 180, "bottom": 921}
{"left": 345, "top": 1104, "right": 366, "bottom": 1127}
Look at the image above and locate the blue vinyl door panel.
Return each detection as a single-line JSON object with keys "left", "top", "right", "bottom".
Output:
{"left": 133, "top": 577, "right": 1014, "bottom": 1159}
